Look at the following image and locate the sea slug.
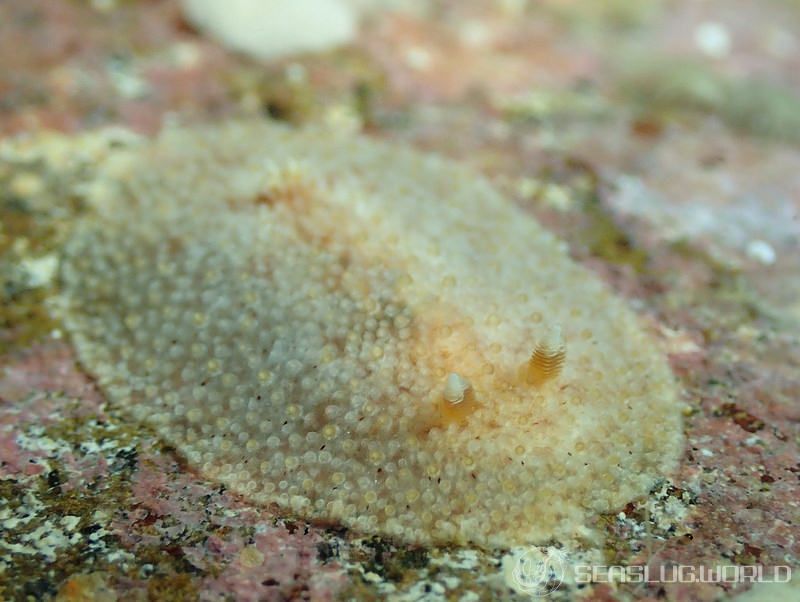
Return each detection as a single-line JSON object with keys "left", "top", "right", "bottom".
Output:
{"left": 59, "top": 121, "right": 683, "bottom": 547}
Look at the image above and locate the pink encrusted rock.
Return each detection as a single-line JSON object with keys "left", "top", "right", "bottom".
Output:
{"left": 189, "top": 529, "right": 345, "bottom": 602}
{"left": 0, "top": 343, "right": 106, "bottom": 481}
{"left": 0, "top": 342, "right": 104, "bottom": 412}
{"left": 107, "top": 451, "right": 347, "bottom": 599}
{"left": 0, "top": 430, "right": 44, "bottom": 477}
{"left": 361, "top": 9, "right": 598, "bottom": 103}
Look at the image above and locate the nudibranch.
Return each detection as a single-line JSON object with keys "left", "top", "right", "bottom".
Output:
{"left": 59, "top": 121, "right": 683, "bottom": 547}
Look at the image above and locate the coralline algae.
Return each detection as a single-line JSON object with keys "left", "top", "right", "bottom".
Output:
{"left": 60, "top": 121, "right": 683, "bottom": 547}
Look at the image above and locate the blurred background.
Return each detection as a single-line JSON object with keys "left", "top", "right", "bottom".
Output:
{"left": 2, "top": 0, "right": 798, "bottom": 293}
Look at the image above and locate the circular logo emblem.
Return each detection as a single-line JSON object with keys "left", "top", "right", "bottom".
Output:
{"left": 507, "top": 547, "right": 566, "bottom": 597}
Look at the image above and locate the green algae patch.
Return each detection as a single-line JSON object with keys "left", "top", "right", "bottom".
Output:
{"left": 617, "top": 58, "right": 800, "bottom": 143}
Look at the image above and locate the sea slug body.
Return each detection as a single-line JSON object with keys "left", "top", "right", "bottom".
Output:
{"left": 60, "top": 121, "right": 683, "bottom": 547}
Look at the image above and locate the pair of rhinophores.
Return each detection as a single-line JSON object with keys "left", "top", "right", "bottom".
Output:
{"left": 57, "top": 120, "right": 683, "bottom": 548}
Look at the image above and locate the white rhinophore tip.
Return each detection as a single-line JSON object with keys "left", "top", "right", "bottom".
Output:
{"left": 443, "top": 372, "right": 470, "bottom": 404}
{"left": 540, "top": 323, "right": 565, "bottom": 352}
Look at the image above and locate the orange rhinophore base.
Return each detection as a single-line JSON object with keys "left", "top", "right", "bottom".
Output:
{"left": 523, "top": 324, "right": 566, "bottom": 386}
{"left": 438, "top": 375, "right": 480, "bottom": 426}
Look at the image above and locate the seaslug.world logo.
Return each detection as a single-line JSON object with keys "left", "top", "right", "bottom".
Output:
{"left": 505, "top": 547, "right": 567, "bottom": 597}
{"left": 504, "top": 546, "right": 793, "bottom": 598}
